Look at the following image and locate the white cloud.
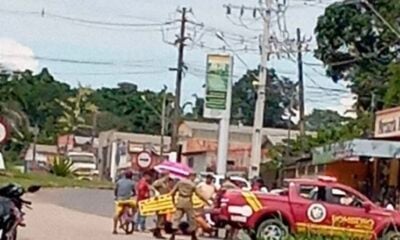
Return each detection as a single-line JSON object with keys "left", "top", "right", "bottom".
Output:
{"left": 0, "top": 38, "right": 38, "bottom": 72}
{"left": 326, "top": 94, "right": 357, "bottom": 118}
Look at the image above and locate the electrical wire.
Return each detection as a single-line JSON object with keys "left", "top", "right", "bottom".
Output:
{"left": 44, "top": 12, "right": 174, "bottom": 27}
{"left": 53, "top": 70, "right": 168, "bottom": 76}
{"left": 0, "top": 8, "right": 175, "bottom": 28}
{"left": 0, "top": 53, "right": 167, "bottom": 68}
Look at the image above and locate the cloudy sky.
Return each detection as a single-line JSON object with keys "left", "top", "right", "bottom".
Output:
{"left": 0, "top": 0, "right": 355, "bottom": 116}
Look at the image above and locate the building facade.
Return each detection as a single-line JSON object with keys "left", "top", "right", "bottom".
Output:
{"left": 97, "top": 130, "right": 171, "bottom": 181}
{"left": 179, "top": 121, "right": 302, "bottom": 176}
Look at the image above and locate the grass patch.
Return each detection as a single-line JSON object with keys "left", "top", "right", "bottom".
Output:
{"left": 0, "top": 171, "right": 113, "bottom": 189}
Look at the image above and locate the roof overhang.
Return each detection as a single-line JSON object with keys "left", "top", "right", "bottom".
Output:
{"left": 312, "top": 138, "right": 400, "bottom": 165}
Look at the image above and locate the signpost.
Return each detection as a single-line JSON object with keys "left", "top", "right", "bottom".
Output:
{"left": 136, "top": 151, "right": 153, "bottom": 170}
{"left": 203, "top": 54, "right": 233, "bottom": 175}
{"left": 203, "top": 54, "right": 232, "bottom": 119}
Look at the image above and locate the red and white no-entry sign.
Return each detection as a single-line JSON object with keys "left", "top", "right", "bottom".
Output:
{"left": 0, "top": 118, "right": 9, "bottom": 144}
{"left": 136, "top": 151, "right": 153, "bottom": 170}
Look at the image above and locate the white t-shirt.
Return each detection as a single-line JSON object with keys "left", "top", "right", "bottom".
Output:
{"left": 386, "top": 203, "right": 395, "bottom": 210}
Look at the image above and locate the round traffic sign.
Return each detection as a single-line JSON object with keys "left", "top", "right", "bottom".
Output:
{"left": 0, "top": 118, "right": 9, "bottom": 144}
{"left": 136, "top": 151, "right": 153, "bottom": 169}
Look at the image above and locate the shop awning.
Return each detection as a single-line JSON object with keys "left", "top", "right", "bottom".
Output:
{"left": 312, "top": 139, "right": 400, "bottom": 165}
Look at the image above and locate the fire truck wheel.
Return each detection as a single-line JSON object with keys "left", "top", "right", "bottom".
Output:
{"left": 382, "top": 231, "right": 400, "bottom": 240}
{"left": 256, "top": 218, "right": 288, "bottom": 240}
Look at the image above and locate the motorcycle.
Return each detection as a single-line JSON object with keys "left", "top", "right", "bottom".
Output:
{"left": 0, "top": 183, "right": 41, "bottom": 240}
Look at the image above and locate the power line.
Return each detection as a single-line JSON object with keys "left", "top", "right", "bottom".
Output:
{"left": 0, "top": 8, "right": 175, "bottom": 28}
{"left": 53, "top": 70, "right": 167, "bottom": 76}
{"left": 0, "top": 53, "right": 165, "bottom": 67}
{"left": 44, "top": 11, "right": 174, "bottom": 27}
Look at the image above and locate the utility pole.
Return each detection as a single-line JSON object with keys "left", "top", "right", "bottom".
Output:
{"left": 32, "top": 123, "right": 39, "bottom": 171}
{"left": 171, "top": 7, "right": 187, "bottom": 154}
{"left": 249, "top": 0, "right": 273, "bottom": 179}
{"left": 216, "top": 55, "right": 233, "bottom": 176}
{"left": 370, "top": 92, "right": 376, "bottom": 137}
{"left": 160, "top": 86, "right": 167, "bottom": 159}
{"left": 297, "top": 28, "right": 305, "bottom": 152}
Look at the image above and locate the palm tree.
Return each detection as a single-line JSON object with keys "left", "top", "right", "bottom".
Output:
{"left": 0, "top": 101, "right": 35, "bottom": 168}
{"left": 0, "top": 101, "right": 31, "bottom": 145}
{"left": 56, "top": 85, "right": 98, "bottom": 153}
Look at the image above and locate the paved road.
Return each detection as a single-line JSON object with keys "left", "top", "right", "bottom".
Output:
{"left": 32, "top": 188, "right": 162, "bottom": 229}
{"left": 19, "top": 199, "right": 181, "bottom": 240}
{"left": 19, "top": 188, "right": 250, "bottom": 240}
{"left": 33, "top": 188, "right": 114, "bottom": 218}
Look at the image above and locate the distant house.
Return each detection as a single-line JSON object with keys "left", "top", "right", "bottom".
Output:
{"left": 97, "top": 121, "right": 310, "bottom": 180}
{"left": 178, "top": 121, "right": 304, "bottom": 175}
{"left": 57, "top": 134, "right": 98, "bottom": 153}
{"left": 98, "top": 130, "right": 171, "bottom": 181}
{"left": 24, "top": 144, "right": 58, "bottom": 170}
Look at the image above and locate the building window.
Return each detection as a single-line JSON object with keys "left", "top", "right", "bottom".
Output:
{"left": 298, "top": 166, "right": 306, "bottom": 176}
{"left": 227, "top": 160, "right": 235, "bottom": 166}
{"left": 308, "top": 165, "right": 316, "bottom": 175}
{"left": 188, "top": 157, "right": 194, "bottom": 168}
{"left": 316, "top": 164, "right": 325, "bottom": 174}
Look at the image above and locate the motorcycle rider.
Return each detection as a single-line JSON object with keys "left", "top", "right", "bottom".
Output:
{"left": 112, "top": 170, "right": 136, "bottom": 234}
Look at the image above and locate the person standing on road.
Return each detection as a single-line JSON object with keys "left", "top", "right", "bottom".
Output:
{"left": 136, "top": 171, "right": 152, "bottom": 232}
{"left": 220, "top": 176, "right": 239, "bottom": 240}
{"left": 151, "top": 171, "right": 170, "bottom": 239}
{"left": 112, "top": 170, "right": 136, "bottom": 234}
{"left": 169, "top": 172, "right": 210, "bottom": 240}
{"left": 195, "top": 174, "right": 216, "bottom": 237}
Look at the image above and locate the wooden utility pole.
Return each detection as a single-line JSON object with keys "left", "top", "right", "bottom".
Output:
{"left": 160, "top": 86, "right": 167, "bottom": 158}
{"left": 297, "top": 28, "right": 305, "bottom": 151}
{"left": 171, "top": 7, "right": 187, "bottom": 154}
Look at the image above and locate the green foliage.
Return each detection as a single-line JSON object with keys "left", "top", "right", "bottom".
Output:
{"left": 0, "top": 101, "right": 32, "bottom": 162}
{"left": 56, "top": 85, "right": 97, "bottom": 134}
{"left": 314, "top": 0, "right": 400, "bottom": 111}
{"left": 0, "top": 171, "right": 112, "bottom": 189}
{"left": 231, "top": 68, "right": 298, "bottom": 128}
{"left": 0, "top": 69, "right": 72, "bottom": 143}
{"left": 91, "top": 82, "right": 174, "bottom": 135}
{"left": 384, "top": 63, "right": 400, "bottom": 107}
{"left": 305, "top": 109, "right": 351, "bottom": 131}
{"left": 50, "top": 156, "right": 73, "bottom": 177}
{"left": 268, "top": 113, "right": 371, "bottom": 165}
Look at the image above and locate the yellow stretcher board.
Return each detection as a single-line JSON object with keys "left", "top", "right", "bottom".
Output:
{"left": 138, "top": 194, "right": 205, "bottom": 216}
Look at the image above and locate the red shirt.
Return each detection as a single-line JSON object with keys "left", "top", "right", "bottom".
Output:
{"left": 136, "top": 178, "right": 150, "bottom": 201}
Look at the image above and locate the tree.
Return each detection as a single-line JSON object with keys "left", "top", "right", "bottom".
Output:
{"left": 231, "top": 68, "right": 298, "bottom": 128}
{"left": 91, "top": 83, "right": 174, "bottom": 135}
{"left": 384, "top": 64, "right": 400, "bottom": 106}
{"left": 305, "top": 109, "right": 351, "bottom": 131}
{"left": 56, "top": 86, "right": 97, "bottom": 152}
{"left": 0, "top": 101, "right": 32, "bottom": 162}
{"left": 314, "top": 0, "right": 400, "bottom": 111}
{"left": 0, "top": 69, "right": 72, "bottom": 143}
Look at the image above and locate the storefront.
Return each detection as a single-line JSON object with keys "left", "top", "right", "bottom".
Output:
{"left": 312, "top": 139, "right": 400, "bottom": 199}
{"left": 374, "top": 107, "right": 400, "bottom": 201}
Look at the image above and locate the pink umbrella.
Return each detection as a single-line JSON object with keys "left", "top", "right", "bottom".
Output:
{"left": 154, "top": 161, "right": 193, "bottom": 179}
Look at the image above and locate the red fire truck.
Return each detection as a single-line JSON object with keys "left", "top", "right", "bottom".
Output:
{"left": 212, "top": 176, "right": 400, "bottom": 239}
